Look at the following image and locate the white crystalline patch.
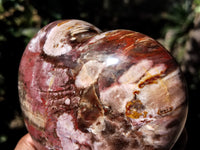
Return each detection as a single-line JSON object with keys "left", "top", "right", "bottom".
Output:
{"left": 75, "top": 60, "right": 104, "bottom": 88}
{"left": 46, "top": 68, "right": 69, "bottom": 90}
{"left": 28, "top": 36, "right": 39, "bottom": 52}
{"left": 162, "top": 69, "right": 186, "bottom": 106}
{"left": 56, "top": 113, "right": 91, "bottom": 150}
{"left": 137, "top": 68, "right": 185, "bottom": 117}
{"left": 43, "top": 19, "right": 101, "bottom": 55}
{"left": 100, "top": 83, "right": 137, "bottom": 113}
{"left": 93, "top": 141, "right": 108, "bottom": 150}
{"left": 146, "top": 64, "right": 166, "bottom": 77}
{"left": 28, "top": 30, "right": 46, "bottom": 53}
{"left": 119, "top": 59, "right": 153, "bottom": 84}
{"left": 64, "top": 98, "right": 70, "bottom": 105}
{"left": 43, "top": 25, "right": 72, "bottom": 56}
{"left": 137, "top": 81, "right": 169, "bottom": 114}
{"left": 88, "top": 32, "right": 106, "bottom": 44}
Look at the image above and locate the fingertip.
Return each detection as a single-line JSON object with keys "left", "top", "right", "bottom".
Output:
{"left": 15, "top": 133, "right": 36, "bottom": 150}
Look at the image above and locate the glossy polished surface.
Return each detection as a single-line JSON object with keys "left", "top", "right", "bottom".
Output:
{"left": 18, "top": 20, "right": 188, "bottom": 150}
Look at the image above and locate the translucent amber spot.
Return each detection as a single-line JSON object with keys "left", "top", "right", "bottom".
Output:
{"left": 126, "top": 110, "right": 143, "bottom": 119}
{"left": 125, "top": 100, "right": 148, "bottom": 119}
{"left": 143, "top": 111, "right": 148, "bottom": 118}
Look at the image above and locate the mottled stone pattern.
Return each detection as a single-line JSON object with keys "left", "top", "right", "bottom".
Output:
{"left": 18, "top": 20, "right": 188, "bottom": 150}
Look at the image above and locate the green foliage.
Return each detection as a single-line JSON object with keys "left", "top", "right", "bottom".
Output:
{"left": 160, "top": 0, "right": 199, "bottom": 71}
{"left": 161, "top": 0, "right": 194, "bottom": 47}
{"left": 194, "top": 0, "right": 200, "bottom": 13}
{"left": 0, "top": 0, "right": 41, "bottom": 45}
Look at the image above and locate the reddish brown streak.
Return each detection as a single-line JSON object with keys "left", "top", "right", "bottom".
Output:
{"left": 138, "top": 74, "right": 162, "bottom": 88}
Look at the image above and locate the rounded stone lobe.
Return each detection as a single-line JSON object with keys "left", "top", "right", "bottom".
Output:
{"left": 18, "top": 19, "right": 188, "bottom": 150}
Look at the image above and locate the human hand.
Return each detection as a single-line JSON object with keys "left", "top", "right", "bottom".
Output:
{"left": 15, "top": 133, "right": 36, "bottom": 150}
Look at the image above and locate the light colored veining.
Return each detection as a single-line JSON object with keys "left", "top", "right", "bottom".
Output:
{"left": 20, "top": 99, "right": 46, "bottom": 129}
{"left": 43, "top": 24, "right": 72, "bottom": 56}
{"left": 119, "top": 59, "right": 153, "bottom": 84}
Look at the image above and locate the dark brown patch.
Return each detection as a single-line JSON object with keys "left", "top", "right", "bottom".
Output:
{"left": 101, "top": 120, "right": 116, "bottom": 135}
{"left": 166, "top": 119, "right": 180, "bottom": 129}
{"left": 144, "top": 145, "right": 155, "bottom": 150}
{"left": 130, "top": 139, "right": 140, "bottom": 148}
{"left": 111, "top": 137, "right": 129, "bottom": 150}
{"left": 153, "top": 134, "right": 161, "bottom": 141}
{"left": 133, "top": 90, "right": 140, "bottom": 98}
{"left": 98, "top": 72, "right": 117, "bottom": 90}
{"left": 122, "top": 119, "right": 132, "bottom": 132}
{"left": 77, "top": 85, "right": 103, "bottom": 132}
{"left": 79, "top": 144, "right": 92, "bottom": 150}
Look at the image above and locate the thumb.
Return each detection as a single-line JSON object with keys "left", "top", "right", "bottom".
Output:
{"left": 15, "top": 133, "right": 36, "bottom": 150}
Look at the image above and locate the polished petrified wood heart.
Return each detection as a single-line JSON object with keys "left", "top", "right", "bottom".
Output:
{"left": 18, "top": 20, "right": 188, "bottom": 150}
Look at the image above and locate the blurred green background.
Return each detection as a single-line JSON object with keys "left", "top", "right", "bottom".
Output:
{"left": 0, "top": 0, "right": 200, "bottom": 149}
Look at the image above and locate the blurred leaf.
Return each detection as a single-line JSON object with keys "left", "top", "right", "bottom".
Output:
{"left": 194, "top": 0, "right": 200, "bottom": 6}
{"left": 0, "top": 135, "right": 7, "bottom": 144}
{"left": 0, "top": 74, "right": 4, "bottom": 85}
{"left": 0, "top": 35, "right": 6, "bottom": 42}
{"left": 195, "top": 6, "right": 200, "bottom": 13}
{"left": 21, "top": 28, "right": 39, "bottom": 38}
{"left": 0, "top": 0, "right": 4, "bottom": 12}
{"left": 162, "top": 0, "right": 193, "bottom": 27}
